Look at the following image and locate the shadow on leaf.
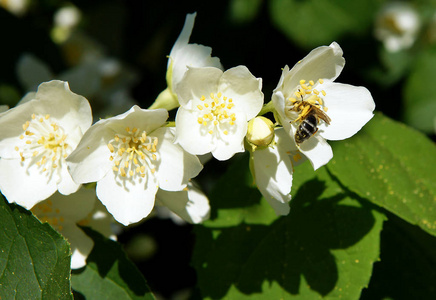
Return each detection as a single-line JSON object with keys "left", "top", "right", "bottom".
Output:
{"left": 194, "top": 178, "right": 376, "bottom": 298}
{"left": 72, "top": 227, "right": 152, "bottom": 298}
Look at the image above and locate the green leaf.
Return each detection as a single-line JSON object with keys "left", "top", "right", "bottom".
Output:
{"left": 327, "top": 112, "right": 436, "bottom": 236}
{"left": 71, "top": 227, "right": 155, "bottom": 300}
{"left": 269, "top": 0, "right": 385, "bottom": 49}
{"left": 0, "top": 195, "right": 72, "bottom": 299}
{"left": 403, "top": 47, "right": 436, "bottom": 133}
{"left": 193, "top": 161, "right": 385, "bottom": 299}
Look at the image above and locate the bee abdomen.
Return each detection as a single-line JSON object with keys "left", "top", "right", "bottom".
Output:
{"left": 295, "top": 114, "right": 317, "bottom": 144}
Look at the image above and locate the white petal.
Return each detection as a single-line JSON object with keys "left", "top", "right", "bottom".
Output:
{"left": 17, "top": 92, "right": 36, "bottom": 105}
{"left": 57, "top": 163, "right": 81, "bottom": 195}
{"left": 280, "top": 42, "right": 345, "bottom": 94}
{"left": 67, "top": 119, "right": 115, "bottom": 184}
{"left": 171, "top": 44, "right": 222, "bottom": 90}
{"left": 272, "top": 91, "right": 289, "bottom": 123}
{"left": 252, "top": 142, "right": 293, "bottom": 215}
{"left": 318, "top": 81, "right": 375, "bottom": 141}
{"left": 153, "top": 127, "right": 203, "bottom": 191}
{"left": 175, "top": 107, "right": 215, "bottom": 155}
{"left": 0, "top": 100, "right": 40, "bottom": 158}
{"left": 35, "top": 80, "right": 92, "bottom": 135}
{"left": 96, "top": 171, "right": 158, "bottom": 226}
{"left": 218, "top": 66, "right": 264, "bottom": 120}
{"left": 43, "top": 188, "right": 96, "bottom": 221}
{"left": 252, "top": 129, "right": 299, "bottom": 215}
{"left": 68, "top": 106, "right": 169, "bottom": 184}
{"left": 169, "top": 13, "right": 222, "bottom": 89}
{"left": 0, "top": 105, "right": 8, "bottom": 113}
{"left": 175, "top": 67, "right": 222, "bottom": 106}
{"left": 105, "top": 106, "right": 168, "bottom": 134}
{"left": 0, "top": 158, "right": 57, "bottom": 209}
{"left": 169, "top": 13, "right": 197, "bottom": 62}
{"left": 212, "top": 116, "right": 247, "bottom": 161}
{"left": 62, "top": 223, "right": 94, "bottom": 269}
{"left": 298, "top": 135, "right": 333, "bottom": 170}
{"left": 272, "top": 91, "right": 295, "bottom": 138}
{"left": 83, "top": 200, "right": 117, "bottom": 240}
{"left": 156, "top": 183, "right": 210, "bottom": 224}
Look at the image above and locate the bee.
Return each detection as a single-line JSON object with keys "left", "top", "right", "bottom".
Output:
{"left": 290, "top": 95, "right": 331, "bottom": 145}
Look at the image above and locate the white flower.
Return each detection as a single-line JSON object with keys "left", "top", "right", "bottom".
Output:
{"left": 155, "top": 181, "right": 210, "bottom": 224}
{"left": 67, "top": 105, "right": 203, "bottom": 226}
{"left": 251, "top": 128, "right": 305, "bottom": 215}
{"left": 31, "top": 187, "right": 96, "bottom": 269}
{"left": 374, "top": 2, "right": 420, "bottom": 52}
{"left": 151, "top": 12, "right": 222, "bottom": 110}
{"left": 78, "top": 197, "right": 120, "bottom": 241}
{"left": 175, "top": 65, "right": 264, "bottom": 160}
{"left": 0, "top": 80, "right": 92, "bottom": 209}
{"left": 0, "top": 0, "right": 30, "bottom": 17}
{"left": 272, "top": 42, "right": 375, "bottom": 170}
{"left": 0, "top": 105, "right": 9, "bottom": 113}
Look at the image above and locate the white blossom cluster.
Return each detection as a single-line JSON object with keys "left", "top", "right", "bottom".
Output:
{"left": 0, "top": 13, "right": 375, "bottom": 268}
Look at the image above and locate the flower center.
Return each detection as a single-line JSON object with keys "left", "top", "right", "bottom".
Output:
{"left": 286, "top": 79, "right": 329, "bottom": 123}
{"left": 107, "top": 127, "right": 158, "bottom": 179}
{"left": 196, "top": 92, "right": 236, "bottom": 135}
{"left": 16, "top": 114, "right": 69, "bottom": 173}
{"left": 31, "top": 199, "right": 65, "bottom": 231}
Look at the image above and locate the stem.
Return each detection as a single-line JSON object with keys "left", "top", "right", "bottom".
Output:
{"left": 258, "top": 100, "right": 275, "bottom": 116}
{"left": 148, "top": 87, "right": 180, "bottom": 111}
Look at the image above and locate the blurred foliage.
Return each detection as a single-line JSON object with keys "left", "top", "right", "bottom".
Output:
{"left": 1, "top": 0, "right": 435, "bottom": 134}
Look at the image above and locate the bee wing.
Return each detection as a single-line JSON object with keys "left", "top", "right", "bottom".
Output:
{"left": 312, "top": 106, "right": 331, "bottom": 125}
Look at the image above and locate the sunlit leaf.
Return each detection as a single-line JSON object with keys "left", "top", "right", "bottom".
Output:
{"left": 328, "top": 112, "right": 436, "bottom": 236}
{"left": 0, "top": 196, "right": 72, "bottom": 299}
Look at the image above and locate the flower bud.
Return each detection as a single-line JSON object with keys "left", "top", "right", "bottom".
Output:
{"left": 246, "top": 116, "right": 275, "bottom": 148}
